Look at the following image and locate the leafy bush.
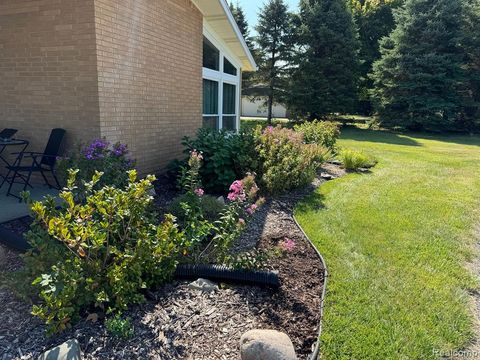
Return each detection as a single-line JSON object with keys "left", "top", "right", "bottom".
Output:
{"left": 182, "top": 128, "right": 258, "bottom": 193}
{"left": 254, "top": 126, "right": 329, "bottom": 194}
{"left": 169, "top": 193, "right": 225, "bottom": 224}
{"left": 106, "top": 315, "right": 134, "bottom": 339}
{"left": 57, "top": 139, "right": 134, "bottom": 190}
{"left": 175, "top": 151, "right": 264, "bottom": 264}
{"left": 338, "top": 149, "right": 378, "bottom": 170}
{"left": 294, "top": 120, "right": 341, "bottom": 151}
{"left": 23, "top": 170, "right": 183, "bottom": 333}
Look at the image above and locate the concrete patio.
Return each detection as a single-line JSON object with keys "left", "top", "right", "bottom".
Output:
{"left": 0, "top": 184, "right": 58, "bottom": 223}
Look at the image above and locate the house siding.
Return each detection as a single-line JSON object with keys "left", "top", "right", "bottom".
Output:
{"left": 0, "top": 0, "right": 101, "bottom": 154}
{"left": 94, "top": 0, "right": 203, "bottom": 174}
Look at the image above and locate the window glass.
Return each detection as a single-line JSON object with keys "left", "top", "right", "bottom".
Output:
{"left": 203, "top": 79, "right": 218, "bottom": 115}
{"left": 203, "top": 116, "right": 219, "bottom": 130}
{"left": 222, "top": 116, "right": 236, "bottom": 131}
{"left": 223, "top": 83, "right": 236, "bottom": 115}
{"left": 203, "top": 37, "right": 219, "bottom": 71}
{"left": 223, "top": 57, "right": 238, "bottom": 76}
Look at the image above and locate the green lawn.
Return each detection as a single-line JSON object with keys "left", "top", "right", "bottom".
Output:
{"left": 295, "top": 127, "right": 480, "bottom": 359}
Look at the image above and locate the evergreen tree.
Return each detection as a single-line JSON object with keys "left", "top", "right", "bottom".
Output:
{"left": 458, "top": 0, "right": 480, "bottom": 131}
{"left": 371, "top": 0, "right": 467, "bottom": 131}
{"left": 350, "top": 0, "right": 404, "bottom": 114}
{"left": 288, "top": 0, "right": 360, "bottom": 119}
{"left": 229, "top": 2, "right": 253, "bottom": 48}
{"left": 255, "top": 0, "right": 294, "bottom": 124}
{"left": 229, "top": 2, "right": 258, "bottom": 91}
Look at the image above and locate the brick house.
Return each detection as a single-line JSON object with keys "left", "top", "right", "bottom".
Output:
{"left": 0, "top": 0, "right": 256, "bottom": 174}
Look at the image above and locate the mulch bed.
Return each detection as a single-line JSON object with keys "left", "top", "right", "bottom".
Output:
{"left": 0, "top": 164, "right": 344, "bottom": 360}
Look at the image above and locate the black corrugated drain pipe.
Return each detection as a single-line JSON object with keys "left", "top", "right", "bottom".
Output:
{"left": 174, "top": 264, "right": 281, "bottom": 288}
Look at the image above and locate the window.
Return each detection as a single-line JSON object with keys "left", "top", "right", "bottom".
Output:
{"left": 203, "top": 79, "right": 219, "bottom": 129}
{"left": 223, "top": 58, "right": 238, "bottom": 76}
{"left": 202, "top": 33, "right": 240, "bottom": 131}
{"left": 203, "top": 37, "right": 219, "bottom": 71}
{"left": 222, "top": 83, "right": 237, "bottom": 131}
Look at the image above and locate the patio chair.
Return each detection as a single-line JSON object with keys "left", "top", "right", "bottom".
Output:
{"left": 3, "top": 128, "right": 66, "bottom": 199}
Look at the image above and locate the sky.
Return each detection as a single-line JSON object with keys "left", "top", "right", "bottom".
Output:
{"left": 235, "top": 0, "right": 300, "bottom": 31}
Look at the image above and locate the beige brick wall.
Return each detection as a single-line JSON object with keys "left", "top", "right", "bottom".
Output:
{"left": 94, "top": 0, "right": 203, "bottom": 174}
{"left": 0, "top": 0, "right": 101, "bottom": 155}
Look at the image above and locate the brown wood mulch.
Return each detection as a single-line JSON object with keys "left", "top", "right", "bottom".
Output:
{"left": 0, "top": 164, "right": 344, "bottom": 360}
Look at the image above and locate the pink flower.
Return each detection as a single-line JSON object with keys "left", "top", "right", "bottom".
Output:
{"left": 279, "top": 238, "right": 296, "bottom": 252}
{"left": 246, "top": 203, "right": 258, "bottom": 215}
{"left": 228, "top": 180, "right": 246, "bottom": 202}
{"left": 194, "top": 188, "right": 204, "bottom": 197}
{"left": 237, "top": 218, "right": 246, "bottom": 228}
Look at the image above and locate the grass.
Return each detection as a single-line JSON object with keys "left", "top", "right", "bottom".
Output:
{"left": 240, "top": 117, "right": 291, "bottom": 132}
{"left": 295, "top": 126, "right": 480, "bottom": 359}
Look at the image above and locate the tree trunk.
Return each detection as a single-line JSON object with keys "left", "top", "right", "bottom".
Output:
{"left": 267, "top": 92, "right": 274, "bottom": 125}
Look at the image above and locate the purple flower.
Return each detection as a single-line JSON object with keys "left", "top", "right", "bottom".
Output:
{"left": 83, "top": 139, "right": 110, "bottom": 160}
{"left": 194, "top": 188, "right": 204, "bottom": 197}
{"left": 246, "top": 203, "right": 258, "bottom": 215}
{"left": 112, "top": 143, "right": 128, "bottom": 157}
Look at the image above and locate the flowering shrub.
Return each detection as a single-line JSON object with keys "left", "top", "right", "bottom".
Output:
{"left": 294, "top": 120, "right": 340, "bottom": 152}
{"left": 254, "top": 126, "right": 329, "bottom": 194}
{"left": 58, "top": 139, "right": 134, "bottom": 190}
{"left": 22, "top": 170, "right": 183, "bottom": 333}
{"left": 182, "top": 128, "right": 258, "bottom": 193}
{"left": 173, "top": 151, "right": 263, "bottom": 264}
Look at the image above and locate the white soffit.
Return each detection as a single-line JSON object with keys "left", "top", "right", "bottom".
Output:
{"left": 192, "top": 0, "right": 257, "bottom": 72}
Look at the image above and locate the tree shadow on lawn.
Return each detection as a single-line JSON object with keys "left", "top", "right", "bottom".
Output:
{"left": 340, "top": 126, "right": 422, "bottom": 147}
{"left": 341, "top": 125, "right": 480, "bottom": 147}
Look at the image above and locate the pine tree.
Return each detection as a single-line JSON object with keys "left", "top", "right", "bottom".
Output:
{"left": 350, "top": 0, "right": 404, "bottom": 114}
{"left": 288, "top": 0, "right": 360, "bottom": 119}
{"left": 255, "top": 0, "right": 294, "bottom": 124}
{"left": 371, "top": 0, "right": 467, "bottom": 131}
{"left": 229, "top": 2, "right": 258, "bottom": 92}
{"left": 458, "top": 0, "right": 480, "bottom": 131}
{"left": 229, "top": 2, "right": 253, "bottom": 48}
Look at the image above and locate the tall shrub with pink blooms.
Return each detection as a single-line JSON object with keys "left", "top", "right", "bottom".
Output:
{"left": 254, "top": 126, "right": 329, "bottom": 194}
{"left": 173, "top": 151, "right": 264, "bottom": 264}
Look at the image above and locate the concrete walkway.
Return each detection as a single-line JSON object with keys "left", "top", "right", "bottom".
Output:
{"left": 0, "top": 184, "right": 58, "bottom": 223}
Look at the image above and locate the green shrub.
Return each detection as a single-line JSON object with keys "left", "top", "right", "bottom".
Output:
{"left": 106, "top": 315, "right": 134, "bottom": 339}
{"left": 57, "top": 139, "right": 134, "bottom": 190}
{"left": 254, "top": 126, "right": 329, "bottom": 194}
{"left": 338, "top": 149, "right": 378, "bottom": 170}
{"left": 169, "top": 193, "right": 225, "bottom": 224}
{"left": 182, "top": 128, "right": 258, "bottom": 193}
{"left": 175, "top": 151, "right": 264, "bottom": 264}
{"left": 23, "top": 170, "right": 183, "bottom": 333}
{"left": 294, "top": 120, "right": 341, "bottom": 151}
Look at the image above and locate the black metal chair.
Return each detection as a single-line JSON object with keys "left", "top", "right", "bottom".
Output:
{"left": 3, "top": 128, "right": 66, "bottom": 199}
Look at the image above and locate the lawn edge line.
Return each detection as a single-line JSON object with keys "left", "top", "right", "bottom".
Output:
{"left": 293, "top": 213, "right": 329, "bottom": 360}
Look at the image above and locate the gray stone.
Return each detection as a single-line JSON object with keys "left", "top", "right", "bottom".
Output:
{"left": 38, "top": 339, "right": 82, "bottom": 360}
{"left": 187, "top": 278, "right": 219, "bottom": 292}
{"left": 320, "top": 173, "right": 335, "bottom": 181}
{"left": 240, "top": 329, "right": 297, "bottom": 360}
{"left": 216, "top": 196, "right": 226, "bottom": 205}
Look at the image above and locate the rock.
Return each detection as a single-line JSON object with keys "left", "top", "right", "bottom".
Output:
{"left": 216, "top": 196, "right": 226, "bottom": 205}
{"left": 320, "top": 173, "right": 335, "bottom": 181}
{"left": 187, "top": 278, "right": 219, "bottom": 292}
{"left": 38, "top": 339, "right": 82, "bottom": 360}
{"left": 240, "top": 329, "right": 297, "bottom": 360}
{"left": 328, "top": 159, "right": 342, "bottom": 166}
{"left": 147, "top": 188, "right": 157, "bottom": 197}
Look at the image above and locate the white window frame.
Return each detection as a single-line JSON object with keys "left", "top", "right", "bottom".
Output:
{"left": 202, "top": 28, "right": 241, "bottom": 132}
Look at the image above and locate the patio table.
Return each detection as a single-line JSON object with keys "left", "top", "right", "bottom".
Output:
{"left": 0, "top": 139, "right": 29, "bottom": 186}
